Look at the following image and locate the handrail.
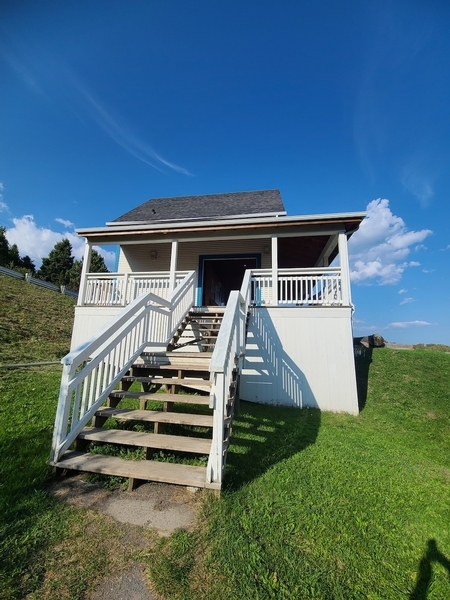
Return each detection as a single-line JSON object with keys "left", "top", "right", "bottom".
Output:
{"left": 81, "top": 271, "right": 189, "bottom": 306}
{"left": 50, "top": 271, "right": 195, "bottom": 464}
{"left": 250, "top": 267, "right": 343, "bottom": 306}
{"left": 207, "top": 274, "right": 251, "bottom": 485}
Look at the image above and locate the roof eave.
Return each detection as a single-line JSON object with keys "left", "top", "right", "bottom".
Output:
{"left": 77, "top": 211, "right": 367, "bottom": 237}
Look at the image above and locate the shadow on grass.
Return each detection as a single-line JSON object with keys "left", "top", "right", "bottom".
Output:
{"left": 223, "top": 400, "right": 321, "bottom": 491}
{"left": 409, "top": 539, "right": 450, "bottom": 600}
{"left": 354, "top": 340, "right": 373, "bottom": 411}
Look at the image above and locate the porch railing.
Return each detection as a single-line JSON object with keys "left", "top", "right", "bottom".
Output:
{"left": 49, "top": 271, "right": 195, "bottom": 464}
{"left": 80, "top": 271, "right": 189, "bottom": 307}
{"left": 250, "top": 267, "right": 344, "bottom": 306}
{"left": 207, "top": 270, "right": 251, "bottom": 485}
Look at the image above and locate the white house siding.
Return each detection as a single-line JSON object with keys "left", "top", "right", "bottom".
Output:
{"left": 70, "top": 306, "right": 122, "bottom": 350}
{"left": 240, "top": 306, "right": 359, "bottom": 414}
{"left": 117, "top": 238, "right": 273, "bottom": 273}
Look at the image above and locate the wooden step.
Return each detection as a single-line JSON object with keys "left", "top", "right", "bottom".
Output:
{"left": 97, "top": 407, "right": 214, "bottom": 427}
{"left": 141, "top": 352, "right": 213, "bottom": 359}
{"left": 122, "top": 376, "right": 212, "bottom": 388}
{"left": 55, "top": 451, "right": 218, "bottom": 489}
{"left": 136, "top": 361, "right": 211, "bottom": 371}
{"left": 79, "top": 427, "right": 212, "bottom": 454}
{"left": 109, "top": 391, "right": 210, "bottom": 405}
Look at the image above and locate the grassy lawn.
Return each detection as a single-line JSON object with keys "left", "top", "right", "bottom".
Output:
{"left": 147, "top": 348, "right": 450, "bottom": 599}
{"left": 0, "top": 274, "right": 76, "bottom": 364}
{"left": 1, "top": 273, "right": 449, "bottom": 598}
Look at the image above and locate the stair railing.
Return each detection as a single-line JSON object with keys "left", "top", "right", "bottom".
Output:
{"left": 50, "top": 271, "right": 195, "bottom": 464}
{"left": 207, "top": 271, "right": 252, "bottom": 485}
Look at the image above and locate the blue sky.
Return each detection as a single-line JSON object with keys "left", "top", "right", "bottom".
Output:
{"left": 1, "top": 0, "right": 449, "bottom": 344}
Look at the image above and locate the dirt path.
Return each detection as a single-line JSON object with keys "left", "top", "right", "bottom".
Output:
{"left": 49, "top": 475, "right": 201, "bottom": 600}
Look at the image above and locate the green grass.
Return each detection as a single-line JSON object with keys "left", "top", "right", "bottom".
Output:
{"left": 0, "top": 273, "right": 76, "bottom": 364}
{"left": 146, "top": 348, "right": 450, "bottom": 599}
{"left": 2, "top": 274, "right": 450, "bottom": 598}
{"left": 0, "top": 368, "right": 153, "bottom": 599}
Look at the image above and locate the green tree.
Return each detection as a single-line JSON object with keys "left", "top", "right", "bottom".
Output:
{"left": 0, "top": 227, "right": 11, "bottom": 266}
{"left": 8, "top": 244, "right": 21, "bottom": 269}
{"left": 37, "top": 239, "right": 74, "bottom": 287}
{"left": 67, "top": 248, "right": 109, "bottom": 291}
{"left": 20, "top": 255, "right": 35, "bottom": 273}
{"left": 0, "top": 228, "right": 35, "bottom": 272}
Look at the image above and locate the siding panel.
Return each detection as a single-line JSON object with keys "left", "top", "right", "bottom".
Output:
{"left": 241, "top": 307, "right": 358, "bottom": 414}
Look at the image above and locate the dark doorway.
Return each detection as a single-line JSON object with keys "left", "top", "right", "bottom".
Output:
{"left": 200, "top": 256, "right": 259, "bottom": 306}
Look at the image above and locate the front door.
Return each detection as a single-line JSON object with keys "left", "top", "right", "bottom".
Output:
{"left": 199, "top": 255, "right": 259, "bottom": 306}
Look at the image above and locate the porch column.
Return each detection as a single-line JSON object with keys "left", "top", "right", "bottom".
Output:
{"left": 338, "top": 232, "right": 351, "bottom": 306}
{"left": 169, "top": 239, "right": 179, "bottom": 293}
{"left": 77, "top": 241, "right": 92, "bottom": 306}
{"left": 271, "top": 235, "right": 278, "bottom": 306}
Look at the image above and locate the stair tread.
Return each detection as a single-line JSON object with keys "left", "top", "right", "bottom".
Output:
{"left": 110, "top": 391, "right": 210, "bottom": 405}
{"left": 55, "top": 451, "right": 216, "bottom": 488}
{"left": 142, "top": 352, "right": 213, "bottom": 358}
{"left": 122, "top": 376, "right": 212, "bottom": 387}
{"left": 79, "top": 427, "right": 212, "bottom": 453}
{"left": 97, "top": 407, "right": 213, "bottom": 427}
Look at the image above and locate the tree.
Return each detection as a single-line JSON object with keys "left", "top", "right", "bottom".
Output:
{"left": 0, "top": 227, "right": 11, "bottom": 266}
{"left": 67, "top": 248, "right": 109, "bottom": 291}
{"left": 8, "top": 244, "right": 21, "bottom": 269}
{"left": 0, "top": 228, "right": 35, "bottom": 272}
{"left": 20, "top": 255, "right": 35, "bottom": 273}
{"left": 37, "top": 239, "right": 74, "bottom": 287}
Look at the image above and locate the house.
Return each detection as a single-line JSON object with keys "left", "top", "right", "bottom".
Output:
{"left": 49, "top": 190, "right": 366, "bottom": 490}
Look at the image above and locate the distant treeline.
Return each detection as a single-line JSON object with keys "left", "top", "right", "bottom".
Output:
{"left": 0, "top": 227, "right": 108, "bottom": 291}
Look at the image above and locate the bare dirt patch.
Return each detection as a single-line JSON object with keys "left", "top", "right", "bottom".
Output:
{"left": 47, "top": 474, "right": 203, "bottom": 600}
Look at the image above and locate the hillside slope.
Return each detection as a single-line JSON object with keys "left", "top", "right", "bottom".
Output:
{"left": 0, "top": 273, "right": 76, "bottom": 364}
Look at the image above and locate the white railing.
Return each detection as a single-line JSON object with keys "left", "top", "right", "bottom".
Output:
{"left": 81, "top": 271, "right": 189, "bottom": 307}
{"left": 207, "top": 273, "right": 251, "bottom": 485}
{"left": 49, "top": 271, "right": 195, "bottom": 464}
{"left": 250, "top": 268, "right": 343, "bottom": 306}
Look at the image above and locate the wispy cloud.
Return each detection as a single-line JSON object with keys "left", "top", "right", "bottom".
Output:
{"left": 353, "top": 7, "right": 439, "bottom": 206}
{"left": 398, "top": 288, "right": 407, "bottom": 294}
{"left": 55, "top": 217, "right": 74, "bottom": 228}
{"left": 388, "top": 320, "right": 431, "bottom": 328}
{"left": 399, "top": 297, "right": 415, "bottom": 305}
{"left": 1, "top": 38, "right": 191, "bottom": 176}
{"left": 0, "top": 182, "right": 8, "bottom": 212}
{"left": 349, "top": 199, "right": 432, "bottom": 285}
{"left": 400, "top": 162, "right": 435, "bottom": 208}
{"left": 76, "top": 85, "right": 191, "bottom": 175}
{"left": 440, "top": 245, "right": 450, "bottom": 251}
{"left": 5, "top": 215, "right": 115, "bottom": 269}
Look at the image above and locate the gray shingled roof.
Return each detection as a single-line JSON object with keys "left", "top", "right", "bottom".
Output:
{"left": 111, "top": 189, "right": 285, "bottom": 224}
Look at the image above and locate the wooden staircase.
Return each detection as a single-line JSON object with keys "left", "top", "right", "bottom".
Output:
{"left": 53, "top": 307, "right": 236, "bottom": 491}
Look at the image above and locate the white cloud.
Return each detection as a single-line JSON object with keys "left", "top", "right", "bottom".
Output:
{"left": 55, "top": 217, "right": 74, "bottom": 228}
{"left": 388, "top": 321, "right": 431, "bottom": 328}
{"left": 398, "top": 288, "right": 407, "bottom": 294}
{"left": 5, "top": 215, "right": 115, "bottom": 270}
{"left": 349, "top": 199, "right": 432, "bottom": 285}
{"left": 399, "top": 297, "right": 414, "bottom": 305}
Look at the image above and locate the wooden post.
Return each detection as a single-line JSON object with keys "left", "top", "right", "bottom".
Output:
{"left": 271, "top": 235, "right": 278, "bottom": 306}
{"left": 169, "top": 240, "right": 178, "bottom": 293}
{"left": 77, "top": 241, "right": 92, "bottom": 307}
{"left": 338, "top": 232, "right": 351, "bottom": 306}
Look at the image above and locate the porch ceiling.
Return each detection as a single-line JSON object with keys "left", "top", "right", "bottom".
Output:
{"left": 278, "top": 235, "right": 339, "bottom": 268}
